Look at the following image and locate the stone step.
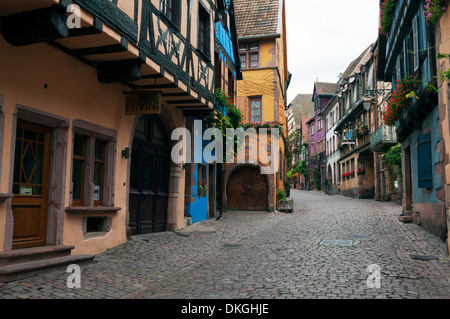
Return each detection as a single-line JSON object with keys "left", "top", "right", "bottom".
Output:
{"left": 0, "top": 245, "right": 75, "bottom": 267}
{"left": 0, "top": 254, "right": 94, "bottom": 283}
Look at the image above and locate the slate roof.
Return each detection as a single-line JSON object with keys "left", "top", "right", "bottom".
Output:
{"left": 234, "top": 0, "right": 280, "bottom": 38}
{"left": 289, "top": 94, "right": 314, "bottom": 125}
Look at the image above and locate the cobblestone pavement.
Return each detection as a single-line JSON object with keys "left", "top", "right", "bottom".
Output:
{"left": 1, "top": 190, "right": 449, "bottom": 299}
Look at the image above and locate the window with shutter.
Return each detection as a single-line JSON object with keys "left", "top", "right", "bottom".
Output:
{"left": 417, "top": 133, "right": 432, "bottom": 188}
{"left": 413, "top": 15, "right": 419, "bottom": 71}
{"left": 403, "top": 40, "right": 407, "bottom": 75}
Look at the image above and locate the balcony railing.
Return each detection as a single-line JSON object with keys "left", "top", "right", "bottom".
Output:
{"left": 370, "top": 124, "right": 397, "bottom": 152}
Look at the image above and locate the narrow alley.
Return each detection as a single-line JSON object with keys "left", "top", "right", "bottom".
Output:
{"left": 1, "top": 190, "right": 449, "bottom": 300}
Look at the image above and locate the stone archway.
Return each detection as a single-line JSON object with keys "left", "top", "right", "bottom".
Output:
{"left": 224, "top": 163, "right": 275, "bottom": 212}
{"left": 126, "top": 106, "right": 181, "bottom": 237}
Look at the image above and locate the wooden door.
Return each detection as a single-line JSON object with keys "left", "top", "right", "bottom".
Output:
{"left": 12, "top": 121, "right": 51, "bottom": 249}
{"left": 227, "top": 166, "right": 268, "bottom": 211}
{"left": 129, "top": 116, "right": 169, "bottom": 235}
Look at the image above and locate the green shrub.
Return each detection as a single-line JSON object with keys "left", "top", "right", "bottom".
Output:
{"left": 276, "top": 188, "right": 286, "bottom": 201}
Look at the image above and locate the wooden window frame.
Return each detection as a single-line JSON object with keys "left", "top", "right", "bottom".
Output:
{"left": 94, "top": 140, "right": 106, "bottom": 206}
{"left": 72, "top": 134, "right": 87, "bottom": 206}
{"left": 160, "top": 0, "right": 181, "bottom": 28}
{"left": 198, "top": 4, "right": 210, "bottom": 57}
{"left": 239, "top": 41, "right": 260, "bottom": 68}
{"left": 67, "top": 120, "right": 117, "bottom": 212}
{"left": 248, "top": 97, "right": 262, "bottom": 122}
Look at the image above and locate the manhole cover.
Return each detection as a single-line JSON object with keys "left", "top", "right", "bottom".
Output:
{"left": 320, "top": 240, "right": 354, "bottom": 247}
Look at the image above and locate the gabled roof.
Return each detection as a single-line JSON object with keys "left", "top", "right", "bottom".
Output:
{"left": 313, "top": 82, "right": 339, "bottom": 98}
{"left": 289, "top": 94, "right": 314, "bottom": 125}
{"left": 234, "top": 0, "right": 281, "bottom": 38}
{"left": 339, "top": 44, "right": 373, "bottom": 82}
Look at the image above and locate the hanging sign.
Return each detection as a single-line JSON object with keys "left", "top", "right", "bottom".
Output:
{"left": 124, "top": 90, "right": 162, "bottom": 115}
{"left": 342, "top": 129, "right": 355, "bottom": 145}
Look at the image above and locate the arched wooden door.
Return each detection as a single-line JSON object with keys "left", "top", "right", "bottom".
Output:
{"left": 129, "top": 115, "right": 170, "bottom": 235}
{"left": 226, "top": 166, "right": 268, "bottom": 211}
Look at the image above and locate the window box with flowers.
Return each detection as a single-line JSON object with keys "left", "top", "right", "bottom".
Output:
{"left": 342, "top": 171, "right": 355, "bottom": 180}
{"left": 382, "top": 75, "right": 421, "bottom": 126}
{"left": 357, "top": 168, "right": 366, "bottom": 176}
{"left": 242, "top": 121, "right": 284, "bottom": 136}
{"left": 355, "top": 125, "right": 369, "bottom": 139}
{"left": 380, "top": 0, "right": 398, "bottom": 35}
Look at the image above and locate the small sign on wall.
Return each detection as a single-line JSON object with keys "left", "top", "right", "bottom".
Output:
{"left": 124, "top": 91, "right": 162, "bottom": 115}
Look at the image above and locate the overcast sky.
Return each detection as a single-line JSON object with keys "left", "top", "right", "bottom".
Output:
{"left": 285, "top": 0, "right": 380, "bottom": 103}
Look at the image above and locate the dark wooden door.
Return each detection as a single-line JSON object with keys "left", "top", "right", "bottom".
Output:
{"left": 12, "top": 121, "right": 51, "bottom": 249}
{"left": 129, "top": 116, "right": 169, "bottom": 235}
{"left": 227, "top": 166, "right": 268, "bottom": 211}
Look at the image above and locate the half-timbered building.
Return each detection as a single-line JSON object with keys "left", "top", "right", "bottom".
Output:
{"left": 0, "top": 0, "right": 240, "bottom": 281}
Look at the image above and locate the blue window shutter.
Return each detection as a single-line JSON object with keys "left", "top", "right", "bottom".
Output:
{"left": 417, "top": 133, "right": 432, "bottom": 188}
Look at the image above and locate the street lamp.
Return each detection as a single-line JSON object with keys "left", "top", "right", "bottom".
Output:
{"left": 363, "top": 94, "right": 372, "bottom": 111}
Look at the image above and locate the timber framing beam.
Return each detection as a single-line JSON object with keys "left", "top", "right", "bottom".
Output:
{"left": 0, "top": 5, "right": 68, "bottom": 46}
{"left": 98, "top": 58, "right": 143, "bottom": 84}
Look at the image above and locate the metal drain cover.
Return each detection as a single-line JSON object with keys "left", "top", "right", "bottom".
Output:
{"left": 320, "top": 240, "right": 354, "bottom": 246}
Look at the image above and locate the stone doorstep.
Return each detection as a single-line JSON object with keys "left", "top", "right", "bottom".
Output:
{"left": 0, "top": 254, "right": 94, "bottom": 283}
{"left": 0, "top": 245, "right": 75, "bottom": 267}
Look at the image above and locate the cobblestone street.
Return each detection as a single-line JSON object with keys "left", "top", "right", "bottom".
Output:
{"left": 1, "top": 190, "right": 449, "bottom": 299}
